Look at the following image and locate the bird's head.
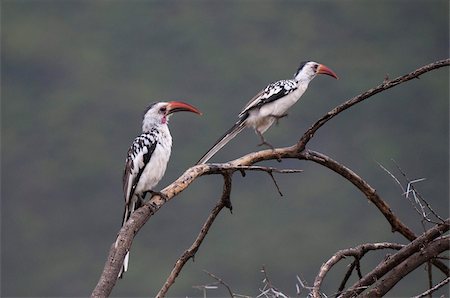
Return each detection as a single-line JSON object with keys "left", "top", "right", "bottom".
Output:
{"left": 293, "top": 61, "right": 338, "bottom": 83}
{"left": 142, "top": 101, "right": 202, "bottom": 131}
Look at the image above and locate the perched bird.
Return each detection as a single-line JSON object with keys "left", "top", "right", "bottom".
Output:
{"left": 118, "top": 101, "right": 201, "bottom": 278}
{"left": 197, "top": 61, "right": 338, "bottom": 164}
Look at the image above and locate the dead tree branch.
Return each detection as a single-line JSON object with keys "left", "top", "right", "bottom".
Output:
{"left": 257, "top": 266, "right": 289, "bottom": 298}
{"left": 361, "top": 236, "right": 449, "bottom": 297}
{"left": 337, "top": 258, "right": 361, "bottom": 295}
{"left": 92, "top": 165, "right": 299, "bottom": 297}
{"left": 192, "top": 270, "right": 252, "bottom": 298}
{"left": 92, "top": 59, "right": 449, "bottom": 297}
{"left": 392, "top": 160, "right": 445, "bottom": 223}
{"left": 302, "top": 150, "right": 417, "bottom": 238}
{"left": 156, "top": 173, "right": 232, "bottom": 298}
{"left": 310, "top": 242, "right": 404, "bottom": 298}
{"left": 301, "top": 149, "right": 450, "bottom": 277}
{"left": 340, "top": 220, "right": 449, "bottom": 298}
{"left": 202, "top": 270, "right": 236, "bottom": 298}
{"left": 412, "top": 277, "right": 450, "bottom": 298}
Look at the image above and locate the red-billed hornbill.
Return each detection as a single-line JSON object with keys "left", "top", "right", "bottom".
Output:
{"left": 197, "top": 61, "right": 338, "bottom": 164}
{"left": 117, "top": 101, "right": 201, "bottom": 278}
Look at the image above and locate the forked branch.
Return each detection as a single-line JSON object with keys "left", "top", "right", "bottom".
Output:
{"left": 339, "top": 220, "right": 449, "bottom": 298}
{"left": 156, "top": 173, "right": 232, "bottom": 298}
{"left": 92, "top": 59, "right": 449, "bottom": 297}
{"left": 311, "top": 242, "right": 404, "bottom": 297}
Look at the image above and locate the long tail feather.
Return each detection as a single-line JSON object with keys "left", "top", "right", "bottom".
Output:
{"left": 118, "top": 251, "right": 129, "bottom": 279}
{"left": 197, "top": 118, "right": 247, "bottom": 164}
{"left": 117, "top": 199, "right": 136, "bottom": 278}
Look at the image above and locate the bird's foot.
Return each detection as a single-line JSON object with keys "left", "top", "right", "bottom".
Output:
{"left": 143, "top": 190, "right": 169, "bottom": 203}
{"left": 257, "top": 140, "right": 275, "bottom": 150}
{"left": 257, "top": 140, "right": 282, "bottom": 162}
{"left": 256, "top": 132, "right": 281, "bottom": 161}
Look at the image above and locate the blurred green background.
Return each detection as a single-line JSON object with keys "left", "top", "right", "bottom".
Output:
{"left": 2, "top": 1, "right": 449, "bottom": 297}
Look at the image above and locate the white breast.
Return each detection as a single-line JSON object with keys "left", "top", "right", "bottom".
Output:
{"left": 134, "top": 126, "right": 172, "bottom": 195}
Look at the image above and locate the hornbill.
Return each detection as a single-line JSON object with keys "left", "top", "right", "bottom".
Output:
{"left": 117, "top": 101, "right": 201, "bottom": 278}
{"left": 197, "top": 61, "right": 338, "bottom": 165}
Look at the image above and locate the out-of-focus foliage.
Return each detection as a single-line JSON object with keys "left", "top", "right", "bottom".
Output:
{"left": 2, "top": 1, "right": 448, "bottom": 297}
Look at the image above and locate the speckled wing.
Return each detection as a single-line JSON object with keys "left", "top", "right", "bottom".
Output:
{"left": 239, "top": 79, "right": 298, "bottom": 117}
{"left": 122, "top": 132, "right": 158, "bottom": 212}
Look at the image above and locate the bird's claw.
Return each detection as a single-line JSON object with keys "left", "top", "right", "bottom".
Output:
{"left": 257, "top": 140, "right": 275, "bottom": 150}
{"left": 275, "top": 154, "right": 282, "bottom": 162}
{"left": 143, "top": 190, "right": 169, "bottom": 203}
{"left": 257, "top": 141, "right": 282, "bottom": 161}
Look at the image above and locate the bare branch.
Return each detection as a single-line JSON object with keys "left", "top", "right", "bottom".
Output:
{"left": 295, "top": 275, "right": 314, "bottom": 296}
{"left": 156, "top": 174, "right": 232, "bottom": 298}
{"left": 257, "top": 266, "right": 289, "bottom": 298}
{"left": 303, "top": 150, "right": 417, "bottom": 237}
{"left": 340, "top": 221, "right": 449, "bottom": 298}
{"left": 312, "top": 242, "right": 404, "bottom": 297}
{"left": 301, "top": 150, "right": 450, "bottom": 276}
{"left": 392, "top": 160, "right": 445, "bottom": 223}
{"left": 199, "top": 270, "right": 253, "bottom": 298}
{"left": 361, "top": 236, "right": 449, "bottom": 297}
{"left": 377, "top": 162, "right": 427, "bottom": 219}
{"left": 92, "top": 59, "right": 449, "bottom": 297}
{"left": 337, "top": 257, "right": 363, "bottom": 296}
{"left": 207, "top": 164, "right": 303, "bottom": 175}
{"left": 208, "top": 165, "right": 302, "bottom": 197}
{"left": 412, "top": 277, "right": 450, "bottom": 298}
{"left": 192, "top": 283, "right": 218, "bottom": 298}
{"left": 426, "top": 261, "right": 433, "bottom": 298}
{"left": 296, "top": 59, "right": 450, "bottom": 151}
{"left": 203, "top": 270, "right": 235, "bottom": 298}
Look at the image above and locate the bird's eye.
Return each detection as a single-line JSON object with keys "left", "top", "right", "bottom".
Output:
{"left": 313, "top": 64, "right": 318, "bottom": 70}
{"left": 159, "top": 107, "right": 167, "bottom": 113}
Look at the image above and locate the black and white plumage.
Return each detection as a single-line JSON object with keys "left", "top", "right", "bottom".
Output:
{"left": 117, "top": 101, "right": 201, "bottom": 278}
{"left": 197, "top": 61, "right": 338, "bottom": 164}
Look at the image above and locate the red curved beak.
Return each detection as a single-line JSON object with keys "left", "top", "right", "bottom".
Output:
{"left": 166, "top": 101, "right": 202, "bottom": 115}
{"left": 317, "top": 64, "right": 338, "bottom": 79}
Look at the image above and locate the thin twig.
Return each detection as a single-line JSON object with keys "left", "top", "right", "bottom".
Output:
{"left": 192, "top": 283, "right": 218, "bottom": 298}
{"left": 267, "top": 170, "right": 283, "bottom": 196}
{"left": 412, "top": 277, "right": 450, "bottom": 298}
{"left": 340, "top": 223, "right": 449, "bottom": 298}
{"left": 209, "top": 165, "right": 303, "bottom": 197}
{"left": 360, "top": 236, "right": 449, "bottom": 297}
{"left": 199, "top": 270, "right": 255, "bottom": 298}
{"left": 311, "top": 242, "right": 404, "bottom": 298}
{"left": 392, "top": 159, "right": 445, "bottom": 223}
{"left": 426, "top": 261, "right": 433, "bottom": 298}
{"left": 377, "top": 162, "right": 425, "bottom": 218}
{"left": 337, "top": 261, "right": 357, "bottom": 295}
{"left": 295, "top": 275, "right": 314, "bottom": 296}
{"left": 336, "top": 256, "right": 364, "bottom": 297}
{"left": 203, "top": 270, "right": 235, "bottom": 298}
{"left": 302, "top": 150, "right": 450, "bottom": 277}
{"left": 257, "top": 266, "right": 289, "bottom": 298}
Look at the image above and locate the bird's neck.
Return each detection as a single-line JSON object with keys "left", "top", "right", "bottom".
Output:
{"left": 142, "top": 121, "right": 169, "bottom": 134}
{"left": 295, "top": 78, "right": 311, "bottom": 91}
